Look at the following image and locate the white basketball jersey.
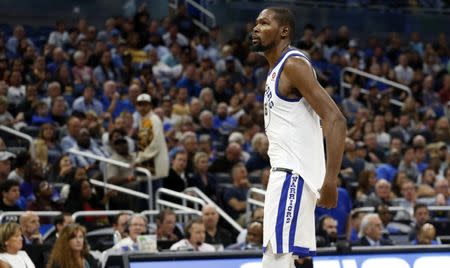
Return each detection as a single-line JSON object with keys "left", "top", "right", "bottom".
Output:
{"left": 264, "top": 49, "right": 325, "bottom": 193}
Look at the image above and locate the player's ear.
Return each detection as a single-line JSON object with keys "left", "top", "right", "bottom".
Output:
{"left": 280, "top": 26, "right": 289, "bottom": 39}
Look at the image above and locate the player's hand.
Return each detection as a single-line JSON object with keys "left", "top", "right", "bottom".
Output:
{"left": 317, "top": 179, "right": 338, "bottom": 209}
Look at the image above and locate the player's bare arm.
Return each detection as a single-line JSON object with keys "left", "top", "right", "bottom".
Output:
{"left": 282, "top": 57, "right": 347, "bottom": 208}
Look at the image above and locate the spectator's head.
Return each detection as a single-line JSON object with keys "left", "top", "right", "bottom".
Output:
{"left": 136, "top": 93, "right": 152, "bottom": 116}
{"left": 0, "top": 222, "right": 22, "bottom": 254}
{"left": 82, "top": 85, "right": 95, "bottom": 102}
{"left": 127, "top": 214, "right": 148, "bottom": 242}
{"left": 35, "top": 180, "right": 53, "bottom": 201}
{"left": 413, "top": 204, "right": 430, "bottom": 227}
{"left": 386, "top": 149, "right": 401, "bottom": 167}
{"left": 47, "top": 81, "right": 62, "bottom": 99}
{"left": 76, "top": 127, "right": 91, "bottom": 149}
{"left": 51, "top": 96, "right": 67, "bottom": 116}
{"left": 202, "top": 205, "right": 219, "bottom": 230}
{"left": 216, "top": 102, "right": 228, "bottom": 119}
{"left": 231, "top": 162, "right": 249, "bottom": 188}
{"left": 156, "top": 209, "right": 176, "bottom": 238}
{"left": 100, "top": 50, "right": 112, "bottom": 66}
{"left": 376, "top": 204, "right": 393, "bottom": 226}
{"left": 67, "top": 116, "right": 81, "bottom": 138}
{"left": 358, "top": 170, "right": 376, "bottom": 194}
{"left": 103, "top": 80, "right": 117, "bottom": 99}
{"left": 19, "top": 211, "right": 40, "bottom": 240}
{"left": 113, "top": 212, "right": 131, "bottom": 238}
{"left": 53, "top": 213, "right": 74, "bottom": 235}
{"left": 400, "top": 179, "right": 417, "bottom": 202}
{"left": 0, "top": 179, "right": 20, "bottom": 205}
{"left": 9, "top": 71, "right": 22, "bottom": 87}
{"left": 185, "top": 218, "right": 206, "bottom": 248}
{"left": 47, "top": 224, "right": 89, "bottom": 268}
{"left": 181, "top": 131, "right": 197, "bottom": 154}
{"left": 399, "top": 53, "right": 408, "bottom": 66}
{"left": 226, "top": 142, "right": 242, "bottom": 163}
{"left": 318, "top": 215, "right": 338, "bottom": 241}
{"left": 245, "top": 221, "right": 263, "bottom": 247}
{"left": 359, "top": 213, "right": 383, "bottom": 241}
{"left": 0, "top": 151, "right": 16, "bottom": 181}
{"left": 422, "top": 168, "right": 437, "bottom": 186}
{"left": 73, "top": 50, "right": 86, "bottom": 67}
{"left": 251, "top": 207, "right": 264, "bottom": 222}
{"left": 128, "top": 83, "right": 141, "bottom": 103}
{"left": 199, "top": 110, "right": 213, "bottom": 128}
{"left": 251, "top": 133, "right": 269, "bottom": 156}
{"left": 194, "top": 151, "right": 209, "bottom": 174}
{"left": 228, "top": 132, "right": 245, "bottom": 147}
{"left": 13, "top": 25, "right": 25, "bottom": 39}
{"left": 171, "top": 149, "right": 188, "bottom": 174}
{"left": 434, "top": 179, "right": 449, "bottom": 199}
{"left": 375, "top": 179, "right": 391, "bottom": 200}
{"left": 417, "top": 223, "right": 436, "bottom": 245}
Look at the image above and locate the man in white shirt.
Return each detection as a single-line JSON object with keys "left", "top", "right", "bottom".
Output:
{"left": 394, "top": 54, "right": 414, "bottom": 85}
{"left": 170, "top": 218, "right": 215, "bottom": 252}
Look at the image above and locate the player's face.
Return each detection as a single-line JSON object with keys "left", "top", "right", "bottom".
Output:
{"left": 252, "top": 9, "right": 279, "bottom": 52}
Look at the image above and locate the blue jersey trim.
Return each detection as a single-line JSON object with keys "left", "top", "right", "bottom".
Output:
{"left": 274, "top": 52, "right": 311, "bottom": 102}
{"left": 289, "top": 175, "right": 304, "bottom": 252}
{"left": 275, "top": 172, "right": 292, "bottom": 253}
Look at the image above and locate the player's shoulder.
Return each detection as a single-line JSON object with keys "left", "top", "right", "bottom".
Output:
{"left": 283, "top": 54, "right": 313, "bottom": 76}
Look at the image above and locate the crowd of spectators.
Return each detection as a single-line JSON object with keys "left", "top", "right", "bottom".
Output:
{"left": 0, "top": 0, "right": 449, "bottom": 266}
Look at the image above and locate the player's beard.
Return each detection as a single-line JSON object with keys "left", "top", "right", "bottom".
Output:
{"left": 250, "top": 36, "right": 275, "bottom": 52}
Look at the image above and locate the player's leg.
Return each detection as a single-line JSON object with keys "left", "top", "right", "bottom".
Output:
{"left": 262, "top": 242, "right": 295, "bottom": 268}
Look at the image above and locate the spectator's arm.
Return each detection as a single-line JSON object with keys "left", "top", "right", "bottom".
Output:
{"left": 228, "top": 198, "right": 246, "bottom": 212}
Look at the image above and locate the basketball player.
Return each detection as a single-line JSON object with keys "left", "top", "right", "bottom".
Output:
{"left": 252, "top": 7, "right": 347, "bottom": 268}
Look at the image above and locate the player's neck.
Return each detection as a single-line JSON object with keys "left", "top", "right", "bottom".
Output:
{"left": 264, "top": 41, "right": 291, "bottom": 68}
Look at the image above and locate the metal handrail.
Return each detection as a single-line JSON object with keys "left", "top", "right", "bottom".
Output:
{"left": 72, "top": 210, "right": 134, "bottom": 222}
{"left": 352, "top": 206, "right": 411, "bottom": 214}
{"left": 155, "top": 200, "right": 203, "bottom": 216}
{"left": 140, "top": 209, "right": 203, "bottom": 224}
{"left": 185, "top": 187, "right": 243, "bottom": 232}
{"left": 0, "top": 211, "right": 62, "bottom": 222}
{"left": 428, "top": 206, "right": 450, "bottom": 212}
{"left": 68, "top": 148, "right": 154, "bottom": 210}
{"left": 90, "top": 179, "right": 149, "bottom": 199}
{"left": 0, "top": 125, "right": 35, "bottom": 156}
{"left": 246, "top": 187, "right": 266, "bottom": 224}
{"left": 340, "top": 67, "right": 412, "bottom": 107}
{"left": 169, "top": 0, "right": 216, "bottom": 32}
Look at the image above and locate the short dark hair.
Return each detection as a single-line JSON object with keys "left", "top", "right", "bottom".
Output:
{"left": 0, "top": 180, "right": 20, "bottom": 193}
{"left": 414, "top": 203, "right": 428, "bottom": 214}
{"left": 266, "top": 7, "right": 295, "bottom": 41}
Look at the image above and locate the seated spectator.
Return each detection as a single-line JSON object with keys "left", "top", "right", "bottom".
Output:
{"left": 213, "top": 102, "right": 237, "bottom": 135}
{"left": 417, "top": 168, "right": 438, "bottom": 198}
{"left": 69, "top": 127, "right": 108, "bottom": 172}
{"left": 60, "top": 116, "right": 81, "bottom": 152}
{"left": 72, "top": 50, "right": 94, "bottom": 87}
{"left": 363, "top": 179, "right": 395, "bottom": 207}
{"left": 398, "top": 147, "right": 420, "bottom": 182}
{"left": 245, "top": 133, "right": 270, "bottom": 173}
{"left": 105, "top": 134, "right": 137, "bottom": 210}
{"left": 209, "top": 142, "right": 243, "bottom": 173}
{"left": 112, "top": 214, "right": 148, "bottom": 251}
{"left": 434, "top": 179, "right": 450, "bottom": 205}
{"left": 409, "top": 203, "right": 430, "bottom": 241}
{"left": 202, "top": 205, "right": 233, "bottom": 248}
{"left": 223, "top": 163, "right": 250, "bottom": 223}
{"left": 93, "top": 51, "right": 122, "bottom": 87}
{"left": 162, "top": 149, "right": 188, "bottom": 203}
{"left": 8, "top": 151, "right": 27, "bottom": 183}
{"left": 316, "top": 215, "right": 338, "bottom": 247}
{"left": 376, "top": 204, "right": 411, "bottom": 235}
{"left": 30, "top": 101, "right": 53, "bottom": 126}
{"left": 47, "top": 223, "right": 99, "bottom": 268}
{"left": 0, "top": 180, "right": 22, "bottom": 211}
{"left": 375, "top": 149, "right": 400, "bottom": 182}
{"left": 188, "top": 152, "right": 218, "bottom": 202}
{"left": 26, "top": 181, "right": 61, "bottom": 214}
{"left": 354, "top": 213, "right": 393, "bottom": 246}
{"left": 44, "top": 213, "right": 74, "bottom": 245}
{"left": 47, "top": 154, "right": 75, "bottom": 184}
{"left": 19, "top": 211, "right": 42, "bottom": 245}
{"left": 411, "top": 223, "right": 439, "bottom": 245}
{"left": 349, "top": 211, "right": 366, "bottom": 243}
{"left": 227, "top": 221, "right": 263, "bottom": 250}
{"left": 63, "top": 179, "right": 111, "bottom": 229}
{"left": 112, "top": 212, "right": 131, "bottom": 244}
{"left": 355, "top": 170, "right": 376, "bottom": 205}
{"left": 0, "top": 96, "right": 14, "bottom": 128}
{"left": 395, "top": 179, "right": 417, "bottom": 221}
{"left": 156, "top": 209, "right": 183, "bottom": 241}
{"left": 170, "top": 218, "right": 215, "bottom": 252}
{"left": 0, "top": 152, "right": 15, "bottom": 183}
{"left": 33, "top": 123, "right": 63, "bottom": 169}
{"left": 236, "top": 207, "right": 264, "bottom": 244}
{"left": 72, "top": 85, "right": 103, "bottom": 116}
{"left": 0, "top": 222, "right": 35, "bottom": 268}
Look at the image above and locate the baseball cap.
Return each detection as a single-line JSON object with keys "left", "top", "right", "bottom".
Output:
{"left": 137, "top": 93, "right": 152, "bottom": 103}
{"left": 0, "top": 151, "right": 16, "bottom": 161}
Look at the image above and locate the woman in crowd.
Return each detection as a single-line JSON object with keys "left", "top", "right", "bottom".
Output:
{"left": 188, "top": 152, "right": 218, "bottom": 202}
{"left": 34, "top": 123, "right": 63, "bottom": 168}
{"left": 47, "top": 223, "right": 99, "bottom": 268}
{"left": 0, "top": 222, "right": 35, "bottom": 268}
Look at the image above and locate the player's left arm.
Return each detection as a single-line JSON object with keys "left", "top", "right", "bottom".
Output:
{"left": 283, "top": 57, "right": 347, "bottom": 208}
